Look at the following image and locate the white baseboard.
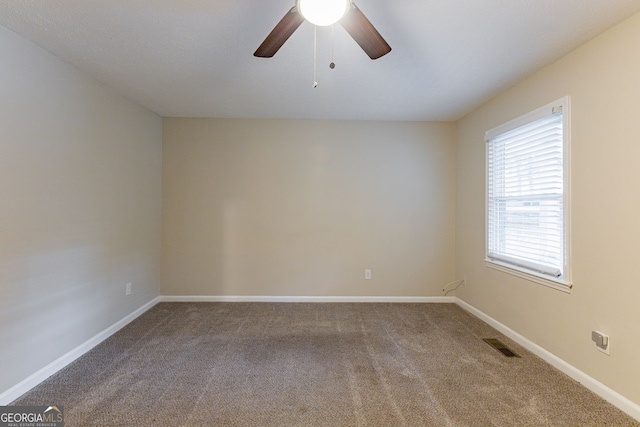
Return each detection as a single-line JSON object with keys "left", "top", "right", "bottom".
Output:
{"left": 9, "top": 295, "right": 635, "bottom": 422}
{"left": 0, "top": 297, "right": 161, "bottom": 406}
{"left": 455, "top": 298, "right": 640, "bottom": 422}
{"left": 160, "top": 295, "right": 456, "bottom": 303}
{"left": 0, "top": 295, "right": 452, "bottom": 404}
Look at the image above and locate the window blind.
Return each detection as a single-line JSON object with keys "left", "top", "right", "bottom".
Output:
{"left": 487, "top": 111, "right": 564, "bottom": 278}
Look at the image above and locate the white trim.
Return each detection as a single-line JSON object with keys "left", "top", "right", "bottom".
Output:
{"left": 160, "top": 295, "right": 456, "bottom": 303}
{"left": 485, "top": 97, "right": 566, "bottom": 141}
{"left": 0, "top": 295, "right": 454, "bottom": 403}
{"left": 6, "top": 295, "right": 636, "bottom": 422}
{"left": 485, "top": 259, "right": 572, "bottom": 293}
{"left": 0, "top": 297, "right": 161, "bottom": 405}
{"left": 562, "top": 95, "right": 572, "bottom": 287}
{"left": 455, "top": 298, "right": 640, "bottom": 422}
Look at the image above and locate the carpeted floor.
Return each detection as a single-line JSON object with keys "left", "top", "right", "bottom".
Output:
{"left": 13, "top": 302, "right": 639, "bottom": 426}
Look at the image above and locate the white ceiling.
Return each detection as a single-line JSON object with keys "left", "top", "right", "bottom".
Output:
{"left": 1, "top": 0, "right": 640, "bottom": 121}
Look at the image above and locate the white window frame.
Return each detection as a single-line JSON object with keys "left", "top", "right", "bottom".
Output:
{"left": 485, "top": 96, "right": 572, "bottom": 292}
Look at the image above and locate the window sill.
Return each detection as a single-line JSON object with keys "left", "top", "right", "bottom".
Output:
{"left": 485, "top": 259, "right": 572, "bottom": 293}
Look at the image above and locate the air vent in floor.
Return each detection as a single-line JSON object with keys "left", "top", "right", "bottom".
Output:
{"left": 483, "top": 338, "right": 520, "bottom": 358}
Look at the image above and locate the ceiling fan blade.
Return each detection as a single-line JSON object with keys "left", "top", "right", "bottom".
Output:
{"left": 254, "top": 7, "right": 305, "bottom": 58}
{"left": 340, "top": 3, "right": 391, "bottom": 60}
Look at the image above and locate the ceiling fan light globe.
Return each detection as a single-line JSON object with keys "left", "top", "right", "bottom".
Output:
{"left": 297, "top": 0, "right": 350, "bottom": 26}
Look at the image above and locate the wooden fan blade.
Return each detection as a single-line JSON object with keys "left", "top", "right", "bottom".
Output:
{"left": 340, "top": 3, "right": 391, "bottom": 60}
{"left": 254, "top": 7, "right": 305, "bottom": 58}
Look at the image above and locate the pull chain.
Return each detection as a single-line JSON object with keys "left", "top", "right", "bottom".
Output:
{"left": 312, "top": 25, "right": 318, "bottom": 88}
{"left": 330, "top": 24, "right": 335, "bottom": 69}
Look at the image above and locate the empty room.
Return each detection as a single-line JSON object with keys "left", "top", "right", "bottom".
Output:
{"left": 1, "top": 1, "right": 639, "bottom": 426}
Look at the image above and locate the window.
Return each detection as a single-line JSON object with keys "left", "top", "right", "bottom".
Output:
{"left": 485, "top": 97, "right": 571, "bottom": 292}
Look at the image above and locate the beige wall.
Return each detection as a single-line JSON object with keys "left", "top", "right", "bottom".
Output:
{"left": 456, "top": 12, "right": 640, "bottom": 405}
{"left": 0, "top": 26, "right": 162, "bottom": 395}
{"left": 162, "top": 119, "right": 455, "bottom": 297}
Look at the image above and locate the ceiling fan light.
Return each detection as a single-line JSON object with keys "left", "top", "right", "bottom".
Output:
{"left": 297, "top": 0, "right": 350, "bottom": 26}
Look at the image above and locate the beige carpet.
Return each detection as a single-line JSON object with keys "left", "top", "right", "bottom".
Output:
{"left": 13, "top": 302, "right": 639, "bottom": 426}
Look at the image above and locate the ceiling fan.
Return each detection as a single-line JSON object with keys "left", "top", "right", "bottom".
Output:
{"left": 254, "top": 0, "right": 391, "bottom": 60}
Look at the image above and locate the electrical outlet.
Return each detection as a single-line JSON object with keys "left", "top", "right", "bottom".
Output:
{"left": 365, "top": 269, "right": 372, "bottom": 280}
{"left": 592, "top": 331, "right": 610, "bottom": 355}
{"left": 126, "top": 283, "right": 132, "bottom": 296}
